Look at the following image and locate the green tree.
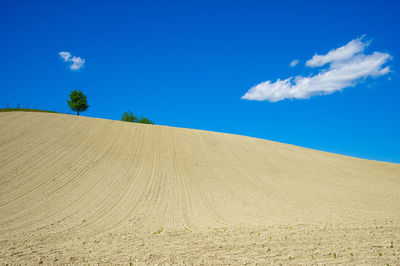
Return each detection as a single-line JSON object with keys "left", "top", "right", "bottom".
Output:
{"left": 138, "top": 117, "right": 154, "bottom": 124}
{"left": 121, "top": 111, "right": 154, "bottom": 125}
{"left": 67, "top": 90, "right": 89, "bottom": 115}
{"left": 121, "top": 111, "right": 137, "bottom": 122}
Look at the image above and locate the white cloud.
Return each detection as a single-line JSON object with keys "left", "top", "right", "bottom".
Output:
{"left": 306, "top": 37, "right": 369, "bottom": 67}
{"left": 290, "top": 59, "right": 299, "bottom": 67}
{"left": 70, "top": 56, "right": 85, "bottom": 70}
{"left": 59, "top": 51, "right": 85, "bottom": 70}
{"left": 242, "top": 37, "right": 391, "bottom": 102}
{"left": 59, "top": 51, "right": 71, "bottom": 62}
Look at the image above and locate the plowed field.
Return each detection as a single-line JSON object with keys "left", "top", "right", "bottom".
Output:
{"left": 1, "top": 112, "right": 399, "bottom": 265}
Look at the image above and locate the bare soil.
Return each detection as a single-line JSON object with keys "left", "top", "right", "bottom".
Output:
{"left": 1, "top": 112, "right": 399, "bottom": 265}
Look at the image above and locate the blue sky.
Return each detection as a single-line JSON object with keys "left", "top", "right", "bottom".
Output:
{"left": 1, "top": 0, "right": 399, "bottom": 163}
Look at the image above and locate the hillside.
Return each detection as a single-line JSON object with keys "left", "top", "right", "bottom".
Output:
{"left": 1, "top": 112, "right": 399, "bottom": 265}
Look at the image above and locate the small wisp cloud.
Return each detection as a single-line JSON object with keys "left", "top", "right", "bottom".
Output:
{"left": 59, "top": 51, "right": 85, "bottom": 70}
{"left": 242, "top": 36, "right": 391, "bottom": 102}
{"left": 290, "top": 59, "right": 299, "bottom": 67}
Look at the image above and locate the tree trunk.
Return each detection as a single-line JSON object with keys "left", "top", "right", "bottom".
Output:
{"left": 77, "top": 110, "right": 79, "bottom": 116}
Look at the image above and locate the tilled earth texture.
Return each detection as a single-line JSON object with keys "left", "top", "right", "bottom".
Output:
{"left": 1, "top": 112, "right": 399, "bottom": 265}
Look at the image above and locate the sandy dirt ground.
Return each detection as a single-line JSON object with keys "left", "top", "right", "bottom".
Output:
{"left": 0, "top": 112, "right": 399, "bottom": 265}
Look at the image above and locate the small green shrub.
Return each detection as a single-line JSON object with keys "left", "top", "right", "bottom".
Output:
{"left": 138, "top": 117, "right": 154, "bottom": 124}
{"left": 121, "top": 111, "right": 137, "bottom": 122}
{"left": 155, "top": 227, "right": 164, "bottom": 234}
{"left": 121, "top": 111, "right": 154, "bottom": 124}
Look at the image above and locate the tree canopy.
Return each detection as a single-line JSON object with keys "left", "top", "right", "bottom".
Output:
{"left": 67, "top": 90, "right": 89, "bottom": 115}
{"left": 138, "top": 117, "right": 154, "bottom": 124}
{"left": 121, "top": 111, "right": 154, "bottom": 125}
{"left": 121, "top": 111, "right": 137, "bottom": 122}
